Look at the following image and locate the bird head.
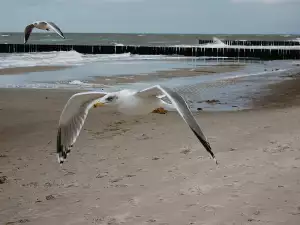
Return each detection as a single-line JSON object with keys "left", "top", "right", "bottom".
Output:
{"left": 93, "top": 94, "right": 118, "bottom": 108}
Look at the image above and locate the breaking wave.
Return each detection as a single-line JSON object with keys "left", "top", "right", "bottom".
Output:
{"left": 0, "top": 50, "right": 229, "bottom": 69}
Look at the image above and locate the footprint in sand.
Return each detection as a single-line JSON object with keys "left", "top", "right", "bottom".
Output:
{"left": 45, "top": 194, "right": 55, "bottom": 200}
{"left": 0, "top": 176, "right": 8, "bottom": 184}
{"left": 21, "top": 181, "right": 38, "bottom": 188}
{"left": 179, "top": 183, "right": 215, "bottom": 196}
{"left": 5, "top": 219, "right": 30, "bottom": 224}
{"left": 128, "top": 197, "right": 140, "bottom": 207}
{"left": 109, "top": 177, "right": 123, "bottom": 183}
{"left": 96, "top": 172, "right": 109, "bottom": 178}
{"left": 94, "top": 213, "right": 131, "bottom": 225}
{"left": 136, "top": 133, "right": 151, "bottom": 140}
{"left": 180, "top": 146, "right": 192, "bottom": 155}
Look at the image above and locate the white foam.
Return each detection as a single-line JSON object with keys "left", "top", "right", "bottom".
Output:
{"left": 171, "top": 41, "right": 300, "bottom": 49}
{"left": 69, "top": 80, "right": 85, "bottom": 85}
{"left": 171, "top": 36, "right": 300, "bottom": 49}
{"left": 212, "top": 37, "right": 226, "bottom": 46}
{"left": 290, "top": 37, "right": 300, "bottom": 42}
{"left": 0, "top": 50, "right": 88, "bottom": 68}
{"left": 291, "top": 60, "right": 300, "bottom": 65}
{"left": 0, "top": 50, "right": 229, "bottom": 69}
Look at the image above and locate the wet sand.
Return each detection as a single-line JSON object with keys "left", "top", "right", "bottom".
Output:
{"left": 0, "top": 80, "right": 300, "bottom": 224}
{"left": 91, "top": 64, "right": 245, "bottom": 85}
{"left": 0, "top": 65, "right": 71, "bottom": 75}
{"left": 252, "top": 73, "right": 300, "bottom": 109}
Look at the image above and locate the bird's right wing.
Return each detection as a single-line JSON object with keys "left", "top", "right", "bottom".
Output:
{"left": 136, "top": 85, "right": 217, "bottom": 164}
{"left": 57, "top": 91, "right": 108, "bottom": 164}
{"left": 24, "top": 24, "right": 35, "bottom": 44}
{"left": 46, "top": 21, "right": 65, "bottom": 39}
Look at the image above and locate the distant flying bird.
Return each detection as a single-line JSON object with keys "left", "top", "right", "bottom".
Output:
{"left": 56, "top": 85, "right": 218, "bottom": 165}
{"left": 24, "top": 21, "right": 65, "bottom": 44}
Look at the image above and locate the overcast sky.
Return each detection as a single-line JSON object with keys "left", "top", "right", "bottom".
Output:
{"left": 1, "top": 0, "right": 299, "bottom": 34}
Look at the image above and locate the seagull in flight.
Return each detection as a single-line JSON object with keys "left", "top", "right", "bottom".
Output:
{"left": 24, "top": 21, "right": 65, "bottom": 44}
{"left": 56, "top": 85, "right": 218, "bottom": 165}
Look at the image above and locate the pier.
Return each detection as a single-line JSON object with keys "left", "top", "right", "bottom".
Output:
{"left": 0, "top": 42, "right": 299, "bottom": 60}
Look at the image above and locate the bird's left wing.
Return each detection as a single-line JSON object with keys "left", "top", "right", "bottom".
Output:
{"left": 24, "top": 24, "right": 35, "bottom": 44}
{"left": 57, "top": 91, "right": 108, "bottom": 164}
{"left": 136, "top": 85, "right": 217, "bottom": 163}
{"left": 46, "top": 21, "right": 65, "bottom": 39}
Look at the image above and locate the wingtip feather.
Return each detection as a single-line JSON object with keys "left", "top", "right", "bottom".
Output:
{"left": 205, "top": 143, "right": 218, "bottom": 165}
{"left": 57, "top": 154, "right": 66, "bottom": 164}
{"left": 190, "top": 129, "right": 217, "bottom": 164}
{"left": 57, "top": 127, "right": 71, "bottom": 165}
{"left": 213, "top": 157, "right": 219, "bottom": 165}
{"left": 204, "top": 141, "right": 218, "bottom": 165}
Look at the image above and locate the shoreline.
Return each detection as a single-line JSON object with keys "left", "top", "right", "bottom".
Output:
{"left": 251, "top": 73, "right": 300, "bottom": 109}
{"left": 1, "top": 71, "right": 300, "bottom": 112}
{"left": 91, "top": 64, "right": 246, "bottom": 85}
{"left": 0, "top": 72, "right": 300, "bottom": 111}
{"left": 0, "top": 65, "right": 71, "bottom": 75}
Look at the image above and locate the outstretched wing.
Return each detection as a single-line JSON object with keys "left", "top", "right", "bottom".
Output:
{"left": 57, "top": 91, "right": 108, "bottom": 164}
{"left": 46, "top": 21, "right": 65, "bottom": 39}
{"left": 24, "top": 24, "right": 35, "bottom": 44}
{"left": 136, "top": 85, "right": 217, "bottom": 163}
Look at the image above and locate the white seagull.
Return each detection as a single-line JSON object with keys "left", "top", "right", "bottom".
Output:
{"left": 56, "top": 85, "right": 217, "bottom": 165}
{"left": 24, "top": 21, "right": 65, "bottom": 44}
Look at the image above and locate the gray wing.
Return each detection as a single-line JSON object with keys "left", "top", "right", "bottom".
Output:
{"left": 136, "top": 85, "right": 217, "bottom": 164}
{"left": 57, "top": 91, "right": 108, "bottom": 164}
{"left": 46, "top": 21, "right": 65, "bottom": 39}
{"left": 24, "top": 24, "right": 35, "bottom": 44}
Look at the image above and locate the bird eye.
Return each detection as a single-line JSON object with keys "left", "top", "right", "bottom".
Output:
{"left": 106, "top": 96, "right": 114, "bottom": 101}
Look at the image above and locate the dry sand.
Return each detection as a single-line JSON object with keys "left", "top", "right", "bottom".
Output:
{"left": 0, "top": 66, "right": 70, "bottom": 75}
{"left": 92, "top": 64, "right": 245, "bottom": 85}
{"left": 0, "top": 78, "right": 300, "bottom": 224}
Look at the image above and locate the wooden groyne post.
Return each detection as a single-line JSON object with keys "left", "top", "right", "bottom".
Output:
{"left": 0, "top": 43, "right": 299, "bottom": 60}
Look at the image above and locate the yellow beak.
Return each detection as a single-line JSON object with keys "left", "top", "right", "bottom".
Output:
{"left": 93, "top": 102, "right": 105, "bottom": 108}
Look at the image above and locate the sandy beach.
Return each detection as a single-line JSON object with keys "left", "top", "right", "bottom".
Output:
{"left": 1, "top": 75, "right": 300, "bottom": 224}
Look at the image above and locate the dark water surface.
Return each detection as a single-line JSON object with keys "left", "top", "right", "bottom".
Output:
{"left": 1, "top": 32, "right": 299, "bottom": 46}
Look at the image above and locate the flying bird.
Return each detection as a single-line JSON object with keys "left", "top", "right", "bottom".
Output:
{"left": 56, "top": 85, "right": 217, "bottom": 165}
{"left": 24, "top": 21, "right": 65, "bottom": 44}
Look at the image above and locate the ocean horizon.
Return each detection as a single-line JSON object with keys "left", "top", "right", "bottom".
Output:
{"left": 1, "top": 32, "right": 299, "bottom": 46}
